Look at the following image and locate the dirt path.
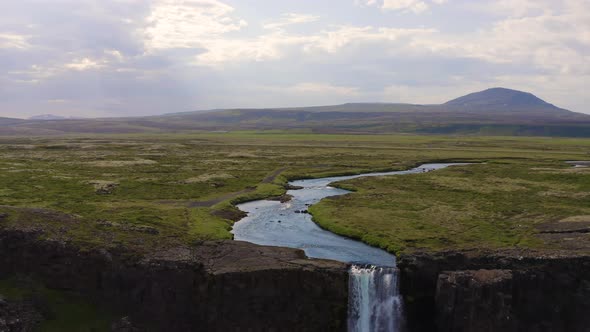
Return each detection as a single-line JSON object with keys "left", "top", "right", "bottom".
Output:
{"left": 188, "top": 167, "right": 287, "bottom": 208}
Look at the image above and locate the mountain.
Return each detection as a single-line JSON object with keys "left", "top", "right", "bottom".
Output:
{"left": 2, "top": 88, "right": 589, "bottom": 137}
{"left": 443, "top": 87, "right": 567, "bottom": 113}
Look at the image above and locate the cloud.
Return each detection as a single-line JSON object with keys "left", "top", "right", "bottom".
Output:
{"left": 291, "top": 82, "right": 360, "bottom": 96}
{"left": 484, "top": 0, "right": 558, "bottom": 18}
{"left": 194, "top": 25, "right": 436, "bottom": 66}
{"left": 459, "top": 1, "right": 590, "bottom": 75}
{"left": 0, "top": 33, "right": 30, "bottom": 49}
{"left": 64, "top": 58, "right": 104, "bottom": 71}
{"left": 0, "top": 0, "right": 588, "bottom": 118}
{"left": 263, "top": 13, "right": 320, "bottom": 30}
{"left": 358, "top": 0, "right": 449, "bottom": 13}
{"left": 145, "top": 0, "right": 247, "bottom": 50}
{"left": 382, "top": 0, "right": 429, "bottom": 13}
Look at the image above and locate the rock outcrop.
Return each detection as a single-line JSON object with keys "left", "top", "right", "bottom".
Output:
{"left": 435, "top": 269, "right": 515, "bottom": 332}
{"left": 0, "top": 296, "right": 43, "bottom": 332}
{"left": 0, "top": 228, "right": 349, "bottom": 331}
{"left": 399, "top": 250, "right": 590, "bottom": 332}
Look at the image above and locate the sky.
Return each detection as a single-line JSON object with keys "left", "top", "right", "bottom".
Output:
{"left": 0, "top": 0, "right": 589, "bottom": 118}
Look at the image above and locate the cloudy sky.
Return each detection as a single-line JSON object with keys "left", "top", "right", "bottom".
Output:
{"left": 1, "top": 0, "right": 589, "bottom": 118}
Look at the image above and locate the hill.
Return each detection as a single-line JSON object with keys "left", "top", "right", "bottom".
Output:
{"left": 446, "top": 87, "right": 555, "bottom": 108}
{"left": 0, "top": 117, "right": 24, "bottom": 125}
{"left": 29, "top": 114, "right": 68, "bottom": 120}
{"left": 1, "top": 88, "right": 589, "bottom": 137}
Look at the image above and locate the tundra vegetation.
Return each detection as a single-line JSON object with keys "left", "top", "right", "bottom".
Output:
{"left": 0, "top": 132, "right": 589, "bottom": 253}
{"left": 1, "top": 132, "right": 590, "bottom": 329}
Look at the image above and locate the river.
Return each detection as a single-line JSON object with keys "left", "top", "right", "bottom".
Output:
{"left": 232, "top": 163, "right": 464, "bottom": 332}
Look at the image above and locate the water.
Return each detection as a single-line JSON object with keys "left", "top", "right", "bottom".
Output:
{"left": 566, "top": 161, "right": 590, "bottom": 168}
{"left": 348, "top": 266, "right": 404, "bottom": 332}
{"left": 233, "top": 163, "right": 464, "bottom": 331}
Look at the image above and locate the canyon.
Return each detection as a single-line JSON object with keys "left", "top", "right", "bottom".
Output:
{"left": 2, "top": 162, "right": 589, "bottom": 331}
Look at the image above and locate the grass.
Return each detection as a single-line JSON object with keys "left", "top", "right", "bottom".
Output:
{"left": 310, "top": 161, "right": 590, "bottom": 254}
{"left": 0, "top": 277, "right": 116, "bottom": 332}
{"left": 0, "top": 132, "right": 589, "bottom": 254}
{"left": 188, "top": 208, "right": 233, "bottom": 241}
{"left": 1, "top": 131, "right": 589, "bottom": 331}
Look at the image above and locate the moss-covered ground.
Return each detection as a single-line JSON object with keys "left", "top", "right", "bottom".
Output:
{"left": 0, "top": 132, "right": 589, "bottom": 254}
{"left": 1, "top": 132, "right": 590, "bottom": 329}
{"left": 311, "top": 161, "right": 590, "bottom": 254}
{"left": 0, "top": 276, "right": 116, "bottom": 331}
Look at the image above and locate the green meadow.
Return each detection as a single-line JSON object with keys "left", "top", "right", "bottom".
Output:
{"left": 0, "top": 132, "right": 589, "bottom": 254}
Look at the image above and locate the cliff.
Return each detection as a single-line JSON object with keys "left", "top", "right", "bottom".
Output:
{"left": 0, "top": 228, "right": 349, "bottom": 331}
{"left": 398, "top": 250, "right": 590, "bottom": 332}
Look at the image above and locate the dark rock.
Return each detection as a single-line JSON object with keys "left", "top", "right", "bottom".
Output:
{"left": 96, "top": 219, "right": 117, "bottom": 227}
{"left": 0, "top": 297, "right": 43, "bottom": 332}
{"left": 0, "top": 229, "right": 348, "bottom": 332}
{"left": 398, "top": 250, "right": 590, "bottom": 332}
{"left": 111, "top": 316, "right": 141, "bottom": 332}
{"left": 210, "top": 208, "right": 247, "bottom": 222}
{"left": 28, "top": 293, "right": 55, "bottom": 320}
{"left": 125, "top": 225, "right": 159, "bottom": 235}
{"left": 267, "top": 194, "right": 293, "bottom": 203}
{"left": 436, "top": 270, "right": 515, "bottom": 332}
{"left": 285, "top": 185, "right": 304, "bottom": 190}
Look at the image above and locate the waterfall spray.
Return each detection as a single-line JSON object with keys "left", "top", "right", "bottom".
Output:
{"left": 348, "top": 265, "right": 404, "bottom": 332}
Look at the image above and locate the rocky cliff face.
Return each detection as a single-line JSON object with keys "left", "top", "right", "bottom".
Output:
{"left": 0, "top": 229, "right": 349, "bottom": 331}
{"left": 399, "top": 251, "right": 590, "bottom": 332}
{"left": 0, "top": 296, "right": 43, "bottom": 332}
{"left": 435, "top": 270, "right": 514, "bottom": 332}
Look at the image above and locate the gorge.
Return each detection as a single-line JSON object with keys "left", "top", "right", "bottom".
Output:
{"left": 1, "top": 158, "right": 589, "bottom": 331}
{"left": 233, "top": 163, "right": 460, "bottom": 331}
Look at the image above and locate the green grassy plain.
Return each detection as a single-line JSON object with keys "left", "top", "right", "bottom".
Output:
{"left": 311, "top": 161, "right": 590, "bottom": 254}
{"left": 0, "top": 132, "right": 589, "bottom": 254}
{"left": 1, "top": 132, "right": 590, "bottom": 330}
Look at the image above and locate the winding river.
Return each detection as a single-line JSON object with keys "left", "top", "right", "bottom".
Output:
{"left": 232, "top": 163, "right": 463, "bottom": 332}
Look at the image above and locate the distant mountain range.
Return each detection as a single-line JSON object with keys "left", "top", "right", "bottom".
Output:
{"left": 1, "top": 88, "right": 589, "bottom": 137}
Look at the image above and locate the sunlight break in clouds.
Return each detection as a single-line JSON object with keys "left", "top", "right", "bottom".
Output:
{"left": 145, "top": 0, "right": 247, "bottom": 50}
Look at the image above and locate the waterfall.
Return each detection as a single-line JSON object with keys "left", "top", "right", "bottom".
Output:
{"left": 348, "top": 265, "right": 405, "bottom": 332}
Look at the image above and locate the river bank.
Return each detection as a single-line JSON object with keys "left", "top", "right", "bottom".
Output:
{"left": 231, "top": 164, "right": 458, "bottom": 331}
